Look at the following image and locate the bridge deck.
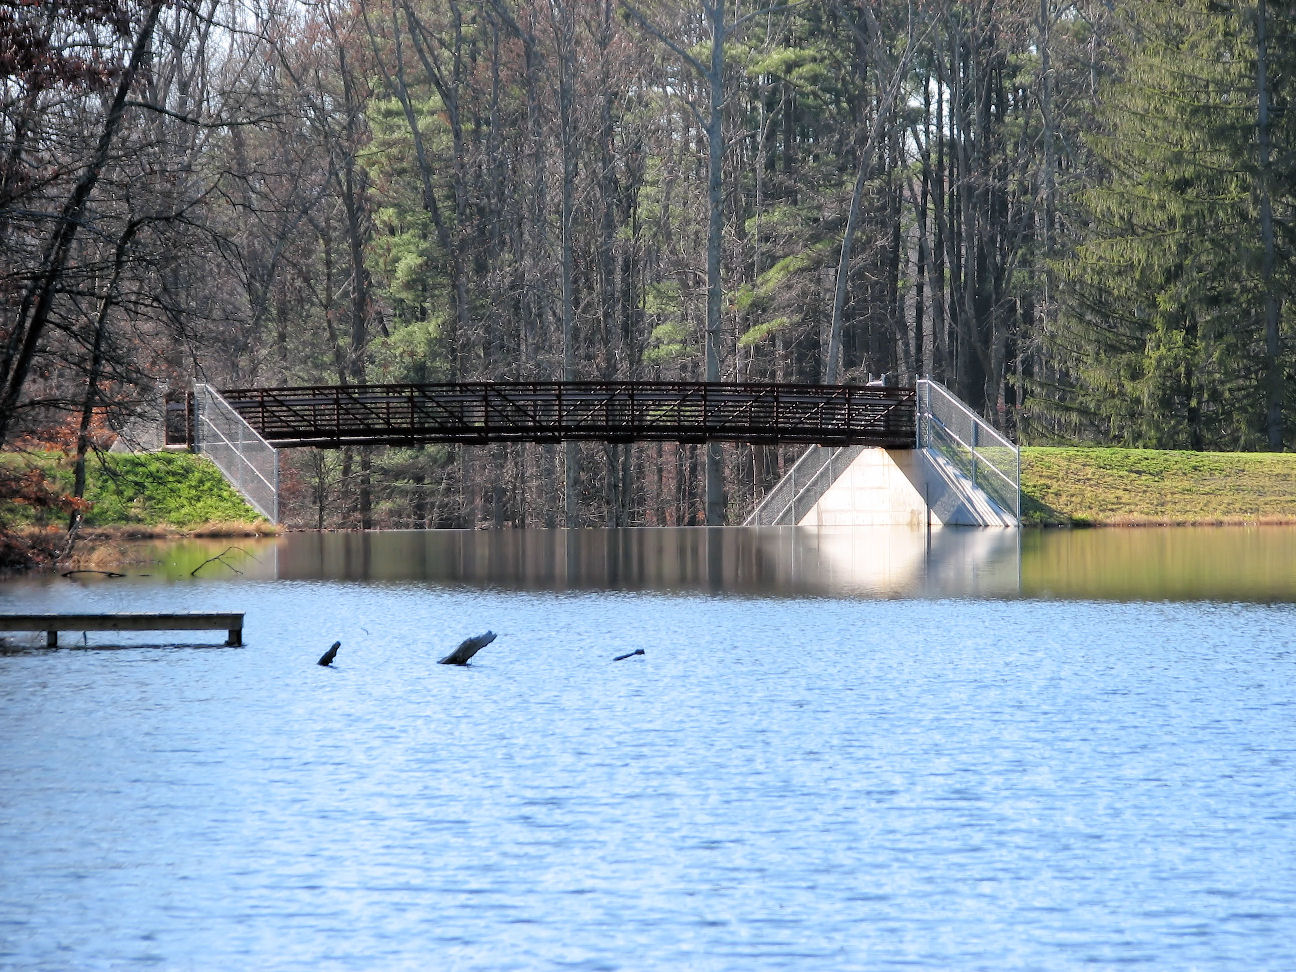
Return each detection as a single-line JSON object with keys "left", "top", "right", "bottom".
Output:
{"left": 170, "top": 381, "right": 916, "bottom": 449}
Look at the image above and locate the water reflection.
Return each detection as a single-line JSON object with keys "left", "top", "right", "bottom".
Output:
{"left": 1020, "top": 525, "right": 1296, "bottom": 601}
{"left": 56, "top": 524, "right": 1296, "bottom": 602}
{"left": 3, "top": 527, "right": 1294, "bottom": 971}
{"left": 271, "top": 526, "right": 1023, "bottom": 598}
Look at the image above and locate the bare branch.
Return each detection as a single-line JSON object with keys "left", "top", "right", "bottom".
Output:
{"left": 123, "top": 101, "right": 285, "bottom": 129}
{"left": 620, "top": 2, "right": 708, "bottom": 79}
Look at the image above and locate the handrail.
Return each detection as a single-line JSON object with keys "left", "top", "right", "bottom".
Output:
{"left": 743, "top": 444, "right": 832, "bottom": 525}
{"left": 917, "top": 380, "right": 1017, "bottom": 450}
{"left": 916, "top": 379, "right": 1020, "bottom": 524}
{"left": 928, "top": 422, "right": 1017, "bottom": 492}
{"left": 208, "top": 380, "right": 917, "bottom": 450}
{"left": 193, "top": 384, "right": 280, "bottom": 522}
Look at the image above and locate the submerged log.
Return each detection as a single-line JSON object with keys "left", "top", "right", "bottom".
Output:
{"left": 318, "top": 640, "right": 340, "bottom": 666}
{"left": 439, "top": 631, "right": 496, "bottom": 666}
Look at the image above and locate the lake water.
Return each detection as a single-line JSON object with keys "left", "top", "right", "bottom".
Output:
{"left": 1, "top": 526, "right": 1294, "bottom": 970}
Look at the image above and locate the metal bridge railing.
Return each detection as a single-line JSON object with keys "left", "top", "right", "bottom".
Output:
{"left": 193, "top": 384, "right": 279, "bottom": 523}
{"left": 212, "top": 381, "right": 916, "bottom": 449}
{"left": 916, "top": 379, "right": 1019, "bottom": 523}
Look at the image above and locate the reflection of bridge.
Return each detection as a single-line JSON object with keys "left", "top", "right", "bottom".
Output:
{"left": 167, "top": 381, "right": 917, "bottom": 449}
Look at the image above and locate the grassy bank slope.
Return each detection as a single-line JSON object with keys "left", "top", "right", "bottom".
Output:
{"left": 1, "top": 451, "right": 267, "bottom": 532}
{"left": 1021, "top": 447, "right": 1296, "bottom": 526}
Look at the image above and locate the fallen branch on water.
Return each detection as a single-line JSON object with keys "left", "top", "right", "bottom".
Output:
{"left": 190, "top": 546, "right": 248, "bottom": 577}
{"left": 439, "top": 631, "right": 497, "bottom": 665}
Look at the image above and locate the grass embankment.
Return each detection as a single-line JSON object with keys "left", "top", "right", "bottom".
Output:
{"left": 1, "top": 451, "right": 272, "bottom": 538}
{"left": 1021, "top": 447, "right": 1296, "bottom": 526}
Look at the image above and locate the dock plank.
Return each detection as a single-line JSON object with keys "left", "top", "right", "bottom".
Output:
{"left": 0, "top": 613, "right": 244, "bottom": 647}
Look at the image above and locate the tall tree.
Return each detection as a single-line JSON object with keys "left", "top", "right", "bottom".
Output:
{"left": 0, "top": 0, "right": 167, "bottom": 444}
{"left": 1053, "top": 0, "right": 1294, "bottom": 449}
{"left": 626, "top": 0, "right": 745, "bottom": 523}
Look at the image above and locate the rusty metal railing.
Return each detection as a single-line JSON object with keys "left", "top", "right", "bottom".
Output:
{"left": 169, "top": 381, "right": 916, "bottom": 450}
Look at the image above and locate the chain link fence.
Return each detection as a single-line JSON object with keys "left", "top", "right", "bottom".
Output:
{"left": 917, "top": 379, "right": 1019, "bottom": 522}
{"left": 743, "top": 445, "right": 867, "bottom": 525}
{"left": 194, "top": 384, "right": 279, "bottom": 522}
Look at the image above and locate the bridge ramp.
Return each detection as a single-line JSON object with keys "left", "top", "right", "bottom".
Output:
{"left": 745, "top": 379, "right": 1018, "bottom": 528}
{"left": 791, "top": 447, "right": 1015, "bottom": 528}
{"left": 190, "top": 385, "right": 280, "bottom": 522}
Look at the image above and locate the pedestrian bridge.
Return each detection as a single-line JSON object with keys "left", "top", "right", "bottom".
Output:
{"left": 164, "top": 379, "right": 1017, "bottom": 527}
{"left": 167, "top": 380, "right": 917, "bottom": 450}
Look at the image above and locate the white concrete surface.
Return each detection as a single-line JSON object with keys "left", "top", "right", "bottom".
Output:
{"left": 796, "top": 447, "right": 1016, "bottom": 528}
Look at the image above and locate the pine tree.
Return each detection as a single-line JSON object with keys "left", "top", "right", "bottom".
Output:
{"left": 1053, "top": 0, "right": 1294, "bottom": 450}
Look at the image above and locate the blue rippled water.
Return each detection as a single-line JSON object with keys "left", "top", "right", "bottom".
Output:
{"left": 1, "top": 529, "right": 1294, "bottom": 970}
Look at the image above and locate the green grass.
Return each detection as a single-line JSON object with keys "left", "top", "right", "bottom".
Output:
{"left": 1, "top": 451, "right": 264, "bottom": 529}
{"left": 9, "top": 446, "right": 1295, "bottom": 532}
{"left": 1021, "top": 447, "right": 1296, "bottom": 526}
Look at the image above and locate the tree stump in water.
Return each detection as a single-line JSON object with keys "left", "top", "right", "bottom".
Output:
{"left": 439, "top": 631, "right": 496, "bottom": 665}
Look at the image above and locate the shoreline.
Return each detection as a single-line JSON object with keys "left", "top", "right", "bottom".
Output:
{"left": 6, "top": 517, "right": 1291, "bottom": 580}
{"left": 2, "top": 523, "right": 276, "bottom": 577}
{"left": 74, "top": 522, "right": 278, "bottom": 541}
{"left": 5, "top": 443, "right": 1296, "bottom": 574}
{"left": 1030, "top": 514, "right": 1296, "bottom": 528}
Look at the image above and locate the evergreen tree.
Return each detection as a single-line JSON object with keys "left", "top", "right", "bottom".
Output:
{"left": 1053, "top": 0, "right": 1294, "bottom": 450}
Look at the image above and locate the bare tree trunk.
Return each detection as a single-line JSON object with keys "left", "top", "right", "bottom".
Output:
{"left": 703, "top": 0, "right": 727, "bottom": 525}
{"left": 826, "top": 2, "right": 915, "bottom": 383}
{"left": 555, "top": 0, "right": 580, "bottom": 527}
{"left": 0, "top": 0, "right": 165, "bottom": 444}
{"left": 827, "top": 151, "right": 872, "bottom": 384}
{"left": 69, "top": 220, "right": 143, "bottom": 536}
{"left": 336, "top": 41, "right": 373, "bottom": 528}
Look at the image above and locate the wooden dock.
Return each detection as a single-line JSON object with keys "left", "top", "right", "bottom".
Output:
{"left": 0, "top": 613, "right": 244, "bottom": 647}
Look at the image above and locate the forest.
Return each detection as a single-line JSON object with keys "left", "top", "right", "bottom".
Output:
{"left": 1, "top": 0, "right": 1292, "bottom": 530}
